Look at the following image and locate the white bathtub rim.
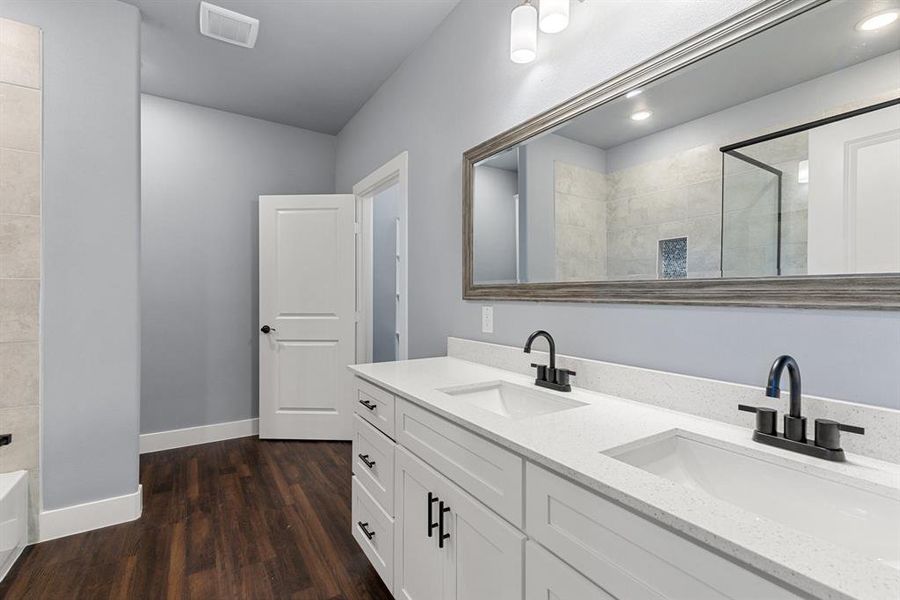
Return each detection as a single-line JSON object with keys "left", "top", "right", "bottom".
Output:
{"left": 0, "top": 469, "right": 27, "bottom": 498}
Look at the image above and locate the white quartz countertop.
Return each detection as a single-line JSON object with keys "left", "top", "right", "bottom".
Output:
{"left": 349, "top": 356, "right": 900, "bottom": 600}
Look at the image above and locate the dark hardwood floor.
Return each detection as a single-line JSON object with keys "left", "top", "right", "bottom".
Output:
{"left": 0, "top": 438, "right": 393, "bottom": 600}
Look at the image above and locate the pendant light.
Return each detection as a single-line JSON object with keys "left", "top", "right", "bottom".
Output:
{"left": 539, "top": 0, "right": 570, "bottom": 34}
{"left": 510, "top": 1, "right": 538, "bottom": 64}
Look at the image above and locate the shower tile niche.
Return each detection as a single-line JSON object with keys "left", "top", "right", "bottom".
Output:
{"left": 658, "top": 236, "right": 688, "bottom": 279}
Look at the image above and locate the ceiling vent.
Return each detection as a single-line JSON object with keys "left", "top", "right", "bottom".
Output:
{"left": 199, "top": 2, "right": 259, "bottom": 49}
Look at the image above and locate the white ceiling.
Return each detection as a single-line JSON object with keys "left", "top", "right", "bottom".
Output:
{"left": 122, "top": 0, "right": 459, "bottom": 134}
{"left": 555, "top": 0, "right": 900, "bottom": 150}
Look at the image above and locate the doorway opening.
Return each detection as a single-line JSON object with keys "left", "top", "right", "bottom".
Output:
{"left": 354, "top": 152, "right": 409, "bottom": 363}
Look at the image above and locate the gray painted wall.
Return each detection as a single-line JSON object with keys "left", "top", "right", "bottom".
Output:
{"left": 0, "top": 0, "right": 142, "bottom": 509}
{"left": 473, "top": 166, "right": 517, "bottom": 283}
{"left": 140, "top": 95, "right": 336, "bottom": 434}
{"left": 335, "top": 0, "right": 900, "bottom": 410}
{"left": 373, "top": 184, "right": 400, "bottom": 362}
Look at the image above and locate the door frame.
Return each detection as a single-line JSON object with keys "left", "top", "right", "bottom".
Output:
{"left": 353, "top": 151, "right": 409, "bottom": 363}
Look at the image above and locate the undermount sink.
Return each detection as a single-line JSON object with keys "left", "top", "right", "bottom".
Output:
{"left": 438, "top": 380, "right": 587, "bottom": 419}
{"left": 606, "top": 430, "right": 900, "bottom": 570}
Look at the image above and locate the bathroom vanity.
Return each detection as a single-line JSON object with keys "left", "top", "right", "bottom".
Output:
{"left": 348, "top": 342, "right": 900, "bottom": 600}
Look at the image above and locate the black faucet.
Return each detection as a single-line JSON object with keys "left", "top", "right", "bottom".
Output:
{"left": 524, "top": 330, "right": 575, "bottom": 392}
{"left": 766, "top": 355, "right": 805, "bottom": 442}
{"left": 738, "top": 355, "right": 864, "bottom": 462}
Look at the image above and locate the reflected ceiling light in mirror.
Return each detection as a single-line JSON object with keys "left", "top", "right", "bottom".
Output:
{"left": 511, "top": 1, "right": 538, "bottom": 63}
{"left": 539, "top": 0, "right": 570, "bottom": 33}
{"left": 798, "top": 160, "right": 809, "bottom": 184}
{"left": 630, "top": 110, "right": 652, "bottom": 121}
{"left": 856, "top": 10, "right": 899, "bottom": 31}
{"left": 625, "top": 89, "right": 643, "bottom": 99}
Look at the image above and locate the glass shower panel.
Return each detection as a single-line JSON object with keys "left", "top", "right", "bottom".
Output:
{"left": 721, "top": 151, "right": 782, "bottom": 278}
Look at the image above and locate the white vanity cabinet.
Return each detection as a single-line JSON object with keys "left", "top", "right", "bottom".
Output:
{"left": 525, "top": 541, "right": 615, "bottom": 600}
{"left": 394, "top": 446, "right": 525, "bottom": 600}
{"left": 350, "top": 374, "right": 800, "bottom": 600}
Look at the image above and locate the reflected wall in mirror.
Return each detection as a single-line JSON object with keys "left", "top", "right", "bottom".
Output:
{"left": 469, "top": 0, "right": 900, "bottom": 296}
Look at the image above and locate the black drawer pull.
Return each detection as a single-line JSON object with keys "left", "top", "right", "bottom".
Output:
{"left": 359, "top": 399, "right": 377, "bottom": 411}
{"left": 427, "top": 492, "right": 439, "bottom": 538}
{"left": 358, "top": 453, "right": 376, "bottom": 469}
{"left": 358, "top": 521, "right": 375, "bottom": 540}
{"left": 438, "top": 501, "right": 451, "bottom": 548}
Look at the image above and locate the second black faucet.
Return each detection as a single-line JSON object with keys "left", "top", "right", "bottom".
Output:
{"left": 524, "top": 330, "right": 575, "bottom": 392}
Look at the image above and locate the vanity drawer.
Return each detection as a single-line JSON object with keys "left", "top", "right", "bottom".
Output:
{"left": 395, "top": 397, "right": 523, "bottom": 527}
{"left": 525, "top": 463, "right": 799, "bottom": 600}
{"left": 355, "top": 377, "right": 396, "bottom": 439}
{"left": 352, "top": 476, "right": 394, "bottom": 593}
{"left": 353, "top": 414, "right": 395, "bottom": 515}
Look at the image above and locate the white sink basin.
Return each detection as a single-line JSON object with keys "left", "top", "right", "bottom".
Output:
{"left": 438, "top": 380, "right": 587, "bottom": 419}
{"left": 606, "top": 430, "right": 900, "bottom": 570}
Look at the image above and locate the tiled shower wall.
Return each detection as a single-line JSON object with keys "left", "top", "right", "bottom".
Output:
{"left": 554, "top": 161, "right": 607, "bottom": 281}
{"left": 0, "top": 17, "right": 41, "bottom": 540}
{"left": 553, "top": 140, "right": 810, "bottom": 282}
{"left": 605, "top": 144, "right": 723, "bottom": 280}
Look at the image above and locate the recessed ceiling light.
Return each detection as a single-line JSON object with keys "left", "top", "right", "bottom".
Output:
{"left": 630, "top": 110, "right": 652, "bottom": 121}
{"left": 856, "top": 10, "right": 899, "bottom": 31}
{"left": 625, "top": 89, "right": 643, "bottom": 99}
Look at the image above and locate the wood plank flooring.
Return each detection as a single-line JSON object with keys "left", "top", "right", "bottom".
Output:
{"left": 0, "top": 438, "right": 393, "bottom": 600}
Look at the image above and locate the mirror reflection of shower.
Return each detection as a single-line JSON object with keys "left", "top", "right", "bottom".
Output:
{"left": 721, "top": 100, "right": 900, "bottom": 278}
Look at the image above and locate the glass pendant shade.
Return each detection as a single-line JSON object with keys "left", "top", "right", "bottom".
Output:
{"left": 510, "top": 2, "right": 538, "bottom": 64}
{"left": 539, "top": 0, "right": 569, "bottom": 33}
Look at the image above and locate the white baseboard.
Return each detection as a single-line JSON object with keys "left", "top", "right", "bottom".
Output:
{"left": 39, "top": 485, "right": 142, "bottom": 542}
{"left": 139, "top": 418, "right": 259, "bottom": 454}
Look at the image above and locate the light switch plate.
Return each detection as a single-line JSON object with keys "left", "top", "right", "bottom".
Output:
{"left": 481, "top": 305, "right": 494, "bottom": 334}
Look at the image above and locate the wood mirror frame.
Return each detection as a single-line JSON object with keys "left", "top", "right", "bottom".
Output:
{"left": 462, "top": 0, "right": 900, "bottom": 310}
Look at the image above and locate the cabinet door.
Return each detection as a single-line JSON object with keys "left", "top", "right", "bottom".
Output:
{"left": 394, "top": 447, "right": 448, "bottom": 600}
{"left": 442, "top": 478, "right": 525, "bottom": 600}
{"left": 526, "top": 541, "right": 616, "bottom": 600}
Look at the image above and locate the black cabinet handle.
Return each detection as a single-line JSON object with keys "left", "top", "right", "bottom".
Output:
{"left": 358, "top": 521, "right": 375, "bottom": 540}
{"left": 427, "top": 492, "right": 439, "bottom": 538}
{"left": 438, "top": 501, "right": 451, "bottom": 548}
{"left": 260, "top": 325, "right": 276, "bottom": 334}
{"left": 358, "top": 453, "right": 376, "bottom": 469}
{"left": 358, "top": 399, "right": 377, "bottom": 411}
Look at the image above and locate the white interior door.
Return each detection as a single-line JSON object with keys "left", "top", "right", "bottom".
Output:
{"left": 807, "top": 105, "right": 900, "bottom": 274}
{"left": 259, "top": 194, "right": 356, "bottom": 439}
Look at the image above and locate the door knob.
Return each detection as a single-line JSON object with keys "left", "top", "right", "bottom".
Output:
{"left": 260, "top": 325, "right": 276, "bottom": 334}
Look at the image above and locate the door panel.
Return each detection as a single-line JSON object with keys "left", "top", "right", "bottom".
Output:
{"left": 444, "top": 470, "right": 525, "bottom": 600}
{"left": 259, "top": 194, "right": 356, "bottom": 439}
{"left": 808, "top": 105, "right": 900, "bottom": 274}
{"left": 395, "top": 447, "right": 446, "bottom": 600}
{"left": 525, "top": 541, "right": 616, "bottom": 600}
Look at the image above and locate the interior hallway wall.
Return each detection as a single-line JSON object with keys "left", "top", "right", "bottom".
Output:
{"left": 0, "top": 0, "right": 142, "bottom": 510}
{"left": 373, "top": 184, "right": 400, "bottom": 362}
{"left": 140, "top": 95, "right": 336, "bottom": 434}
{"left": 335, "top": 0, "right": 900, "bottom": 410}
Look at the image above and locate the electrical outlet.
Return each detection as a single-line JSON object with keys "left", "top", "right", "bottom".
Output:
{"left": 481, "top": 305, "right": 494, "bottom": 334}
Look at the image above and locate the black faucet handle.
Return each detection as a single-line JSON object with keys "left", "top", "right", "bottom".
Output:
{"left": 838, "top": 422, "right": 865, "bottom": 435}
{"left": 530, "top": 363, "right": 549, "bottom": 382}
{"left": 738, "top": 404, "right": 777, "bottom": 435}
{"left": 815, "top": 419, "right": 865, "bottom": 451}
{"left": 553, "top": 368, "right": 576, "bottom": 388}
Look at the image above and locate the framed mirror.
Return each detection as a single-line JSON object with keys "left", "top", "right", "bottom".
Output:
{"left": 463, "top": 0, "right": 900, "bottom": 309}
